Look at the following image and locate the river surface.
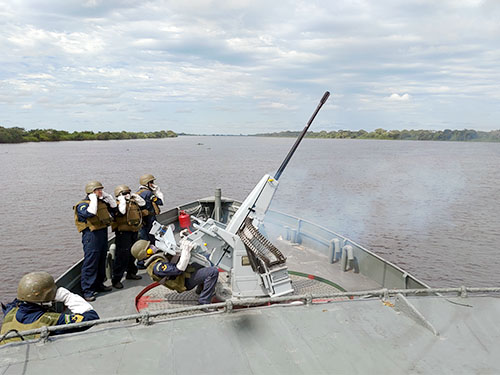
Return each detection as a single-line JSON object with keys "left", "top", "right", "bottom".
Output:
{"left": 1, "top": 136, "right": 499, "bottom": 302}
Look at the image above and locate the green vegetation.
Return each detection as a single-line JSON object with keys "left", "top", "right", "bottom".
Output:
{"left": 255, "top": 128, "right": 500, "bottom": 142}
{"left": 0, "top": 127, "right": 177, "bottom": 143}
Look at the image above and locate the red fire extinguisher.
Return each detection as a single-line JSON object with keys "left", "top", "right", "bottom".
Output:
{"left": 178, "top": 210, "right": 192, "bottom": 231}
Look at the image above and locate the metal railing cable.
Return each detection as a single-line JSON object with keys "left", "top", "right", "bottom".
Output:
{"left": 1, "top": 286, "right": 500, "bottom": 344}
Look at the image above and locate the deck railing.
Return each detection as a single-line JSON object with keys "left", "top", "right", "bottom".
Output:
{"left": 2, "top": 286, "right": 500, "bottom": 346}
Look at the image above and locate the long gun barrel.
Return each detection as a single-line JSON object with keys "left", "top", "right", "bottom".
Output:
{"left": 226, "top": 91, "right": 331, "bottom": 234}
{"left": 274, "top": 91, "right": 330, "bottom": 180}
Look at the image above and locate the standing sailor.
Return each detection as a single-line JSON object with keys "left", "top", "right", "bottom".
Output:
{"left": 136, "top": 174, "right": 163, "bottom": 269}
{"left": 136, "top": 174, "right": 164, "bottom": 242}
{"left": 1, "top": 272, "right": 99, "bottom": 345}
{"left": 74, "top": 181, "right": 116, "bottom": 301}
{"left": 111, "top": 185, "right": 145, "bottom": 289}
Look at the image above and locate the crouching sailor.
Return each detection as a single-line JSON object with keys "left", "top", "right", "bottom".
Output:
{"left": 131, "top": 239, "right": 219, "bottom": 308}
{"left": 1, "top": 272, "right": 99, "bottom": 345}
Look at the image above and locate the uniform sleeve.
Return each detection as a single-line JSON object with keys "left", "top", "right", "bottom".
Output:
{"left": 152, "top": 261, "right": 183, "bottom": 278}
{"left": 155, "top": 196, "right": 163, "bottom": 206}
{"left": 53, "top": 310, "right": 100, "bottom": 335}
{"left": 139, "top": 189, "right": 152, "bottom": 201}
{"left": 76, "top": 202, "right": 95, "bottom": 221}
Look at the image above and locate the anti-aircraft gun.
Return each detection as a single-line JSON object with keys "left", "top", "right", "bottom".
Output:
{"left": 151, "top": 92, "right": 330, "bottom": 298}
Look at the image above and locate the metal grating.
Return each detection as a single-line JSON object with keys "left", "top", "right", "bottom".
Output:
{"left": 136, "top": 273, "right": 346, "bottom": 315}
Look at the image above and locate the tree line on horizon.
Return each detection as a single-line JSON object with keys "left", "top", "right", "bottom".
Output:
{"left": 255, "top": 128, "right": 500, "bottom": 142}
{"left": 0, "top": 126, "right": 177, "bottom": 143}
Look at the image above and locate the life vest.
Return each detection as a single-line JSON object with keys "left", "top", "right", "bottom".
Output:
{"left": 112, "top": 200, "right": 142, "bottom": 232}
{"left": 146, "top": 255, "right": 193, "bottom": 293}
{"left": 0, "top": 307, "right": 60, "bottom": 344}
{"left": 137, "top": 188, "right": 161, "bottom": 215}
{"left": 74, "top": 199, "right": 112, "bottom": 232}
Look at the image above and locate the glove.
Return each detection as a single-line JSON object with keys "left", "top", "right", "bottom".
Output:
{"left": 153, "top": 186, "right": 164, "bottom": 202}
{"left": 131, "top": 193, "right": 146, "bottom": 206}
{"left": 117, "top": 195, "right": 127, "bottom": 215}
{"left": 55, "top": 287, "right": 93, "bottom": 314}
{"left": 102, "top": 191, "right": 117, "bottom": 208}
{"left": 87, "top": 193, "right": 98, "bottom": 215}
{"left": 176, "top": 239, "right": 196, "bottom": 271}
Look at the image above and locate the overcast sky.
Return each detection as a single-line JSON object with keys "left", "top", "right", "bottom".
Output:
{"left": 1, "top": 0, "right": 499, "bottom": 134}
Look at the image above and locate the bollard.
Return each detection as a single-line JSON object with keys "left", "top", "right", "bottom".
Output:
{"left": 341, "top": 245, "right": 353, "bottom": 271}
{"left": 340, "top": 246, "right": 347, "bottom": 271}
{"left": 329, "top": 238, "right": 340, "bottom": 263}
{"left": 328, "top": 240, "right": 335, "bottom": 263}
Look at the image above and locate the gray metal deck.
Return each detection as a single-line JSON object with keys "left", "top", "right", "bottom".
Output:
{"left": 2, "top": 294, "right": 499, "bottom": 374}
{"left": 89, "top": 229, "right": 380, "bottom": 320}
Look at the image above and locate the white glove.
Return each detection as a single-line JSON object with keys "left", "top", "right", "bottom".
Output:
{"left": 131, "top": 193, "right": 146, "bottom": 207}
{"left": 117, "top": 195, "right": 127, "bottom": 215}
{"left": 176, "top": 239, "right": 196, "bottom": 271}
{"left": 153, "top": 186, "right": 164, "bottom": 202}
{"left": 102, "top": 191, "right": 117, "bottom": 208}
{"left": 87, "top": 193, "right": 98, "bottom": 215}
{"left": 55, "top": 287, "right": 93, "bottom": 314}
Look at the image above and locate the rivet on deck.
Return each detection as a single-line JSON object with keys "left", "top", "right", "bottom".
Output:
{"left": 40, "top": 326, "right": 50, "bottom": 343}
{"left": 140, "top": 312, "right": 152, "bottom": 326}
{"left": 382, "top": 288, "right": 389, "bottom": 301}
{"left": 460, "top": 285, "right": 468, "bottom": 298}
{"left": 225, "top": 300, "right": 234, "bottom": 313}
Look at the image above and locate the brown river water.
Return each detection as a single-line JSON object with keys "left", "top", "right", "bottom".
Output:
{"left": 1, "top": 136, "right": 499, "bottom": 303}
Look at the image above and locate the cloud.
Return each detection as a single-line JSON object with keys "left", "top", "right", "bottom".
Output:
{"left": 0, "top": 0, "right": 499, "bottom": 132}
{"left": 388, "top": 93, "right": 411, "bottom": 101}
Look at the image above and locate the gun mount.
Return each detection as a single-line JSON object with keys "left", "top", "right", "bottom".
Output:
{"left": 152, "top": 92, "right": 330, "bottom": 298}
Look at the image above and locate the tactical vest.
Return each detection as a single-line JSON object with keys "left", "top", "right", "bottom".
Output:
{"left": 0, "top": 308, "right": 60, "bottom": 344}
{"left": 112, "top": 200, "right": 142, "bottom": 232}
{"left": 146, "top": 256, "right": 193, "bottom": 293}
{"left": 74, "top": 199, "right": 112, "bottom": 232}
{"left": 137, "top": 188, "right": 161, "bottom": 215}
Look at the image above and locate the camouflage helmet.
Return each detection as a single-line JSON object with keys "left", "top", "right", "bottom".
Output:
{"left": 139, "top": 174, "right": 155, "bottom": 186}
{"left": 17, "top": 272, "right": 57, "bottom": 303}
{"left": 131, "top": 239, "right": 151, "bottom": 260}
{"left": 85, "top": 180, "right": 104, "bottom": 194}
{"left": 114, "top": 184, "right": 131, "bottom": 197}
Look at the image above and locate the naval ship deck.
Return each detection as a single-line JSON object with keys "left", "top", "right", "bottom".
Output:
{"left": 91, "top": 230, "right": 381, "bottom": 319}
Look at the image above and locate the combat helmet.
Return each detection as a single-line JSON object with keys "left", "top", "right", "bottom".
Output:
{"left": 131, "top": 239, "right": 151, "bottom": 260}
{"left": 85, "top": 180, "right": 104, "bottom": 194}
{"left": 139, "top": 174, "right": 155, "bottom": 186}
{"left": 17, "top": 272, "right": 57, "bottom": 303}
{"left": 114, "top": 184, "right": 131, "bottom": 197}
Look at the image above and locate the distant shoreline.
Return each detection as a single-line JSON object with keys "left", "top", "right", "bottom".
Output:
{"left": 2, "top": 127, "right": 500, "bottom": 143}
{"left": 183, "top": 128, "right": 500, "bottom": 142}
{"left": 0, "top": 127, "right": 177, "bottom": 144}
{"left": 251, "top": 129, "right": 500, "bottom": 142}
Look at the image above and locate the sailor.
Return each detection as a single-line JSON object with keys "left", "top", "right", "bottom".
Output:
{"left": 0, "top": 272, "right": 99, "bottom": 345}
{"left": 136, "top": 174, "right": 164, "bottom": 243}
{"left": 136, "top": 174, "right": 164, "bottom": 269}
{"left": 110, "top": 185, "right": 145, "bottom": 289}
{"left": 74, "top": 181, "right": 116, "bottom": 301}
{"left": 131, "top": 239, "right": 219, "bottom": 308}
